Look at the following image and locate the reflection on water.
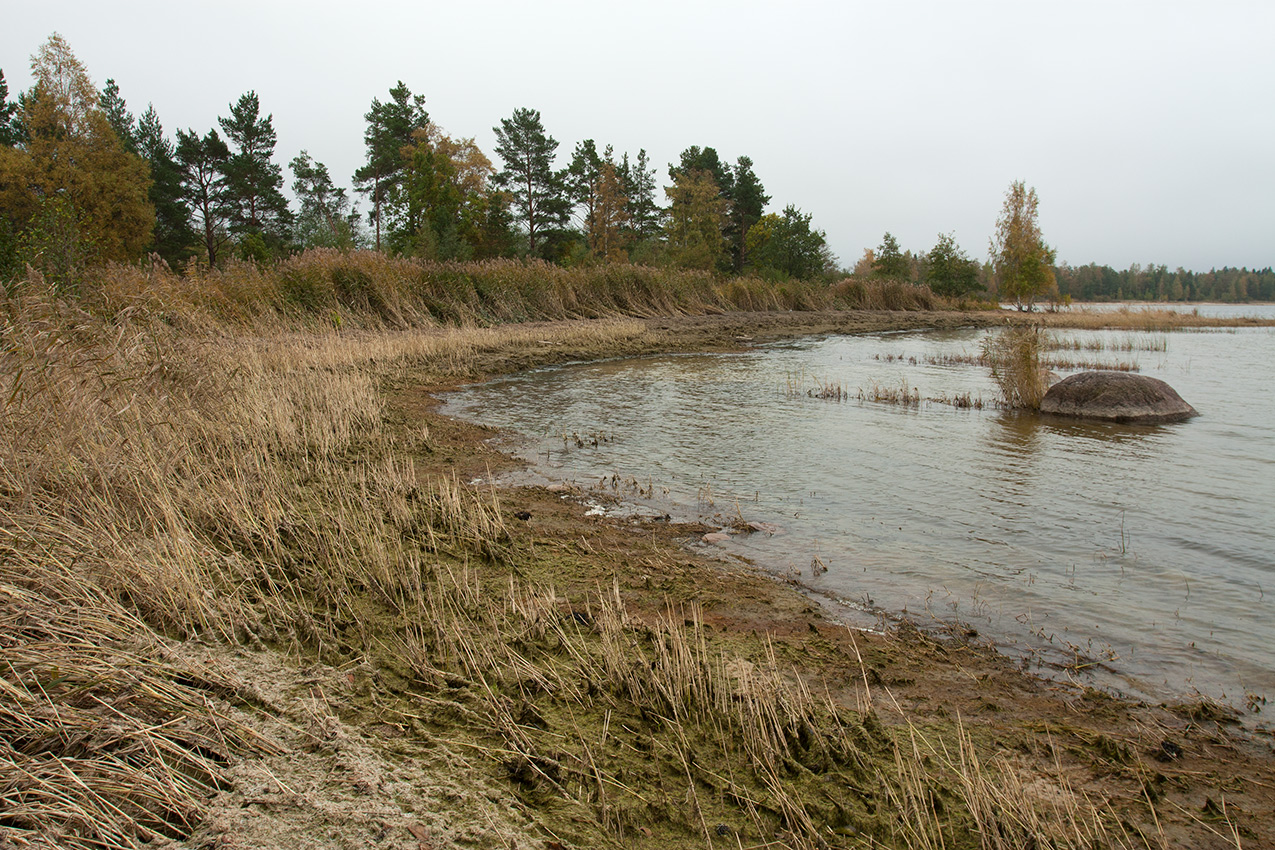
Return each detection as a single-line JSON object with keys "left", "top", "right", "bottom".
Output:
{"left": 443, "top": 326, "right": 1275, "bottom": 715}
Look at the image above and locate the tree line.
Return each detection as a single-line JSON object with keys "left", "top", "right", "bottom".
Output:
{"left": 0, "top": 35, "right": 837, "bottom": 289}
{"left": 2, "top": 35, "right": 1268, "bottom": 305}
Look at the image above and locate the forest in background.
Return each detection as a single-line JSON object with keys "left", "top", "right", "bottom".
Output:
{"left": 1, "top": 34, "right": 1271, "bottom": 307}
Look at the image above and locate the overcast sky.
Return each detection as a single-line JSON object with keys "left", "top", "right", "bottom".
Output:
{"left": 4, "top": 0, "right": 1272, "bottom": 272}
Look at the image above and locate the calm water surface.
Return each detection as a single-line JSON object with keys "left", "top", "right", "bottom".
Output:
{"left": 443, "top": 320, "right": 1275, "bottom": 714}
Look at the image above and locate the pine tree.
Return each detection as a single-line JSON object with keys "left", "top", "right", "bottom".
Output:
{"left": 175, "top": 128, "right": 232, "bottom": 266}
{"left": 98, "top": 78, "right": 136, "bottom": 152}
{"left": 136, "top": 104, "right": 194, "bottom": 263}
{"left": 290, "top": 151, "right": 358, "bottom": 250}
{"left": 669, "top": 146, "right": 733, "bottom": 196}
{"left": 353, "top": 81, "right": 429, "bottom": 252}
{"left": 745, "top": 206, "right": 831, "bottom": 280}
{"left": 565, "top": 139, "right": 602, "bottom": 236}
{"left": 492, "top": 108, "right": 569, "bottom": 257}
{"left": 0, "top": 70, "right": 21, "bottom": 147}
{"left": 727, "top": 156, "right": 769, "bottom": 272}
{"left": 218, "top": 91, "right": 291, "bottom": 251}
{"left": 621, "top": 149, "right": 661, "bottom": 243}
{"left": 923, "top": 233, "right": 982, "bottom": 297}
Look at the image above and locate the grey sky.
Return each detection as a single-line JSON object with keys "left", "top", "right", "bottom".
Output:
{"left": 4, "top": 0, "right": 1272, "bottom": 272}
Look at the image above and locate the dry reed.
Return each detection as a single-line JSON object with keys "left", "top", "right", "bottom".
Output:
{"left": 0, "top": 263, "right": 1247, "bottom": 849}
{"left": 982, "top": 325, "right": 1049, "bottom": 410}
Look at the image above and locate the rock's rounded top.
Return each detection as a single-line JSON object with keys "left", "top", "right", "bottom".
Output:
{"left": 1040, "top": 371, "right": 1198, "bottom": 424}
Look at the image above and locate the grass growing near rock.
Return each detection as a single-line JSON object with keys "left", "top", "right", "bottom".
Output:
{"left": 982, "top": 325, "right": 1049, "bottom": 410}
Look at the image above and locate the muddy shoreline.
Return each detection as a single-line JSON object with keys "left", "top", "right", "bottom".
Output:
{"left": 189, "top": 310, "right": 1275, "bottom": 849}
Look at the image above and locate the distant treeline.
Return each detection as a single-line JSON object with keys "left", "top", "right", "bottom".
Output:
{"left": 2, "top": 34, "right": 1267, "bottom": 306}
{"left": 1053, "top": 263, "right": 1275, "bottom": 303}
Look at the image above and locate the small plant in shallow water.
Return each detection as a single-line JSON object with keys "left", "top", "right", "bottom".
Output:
{"left": 858, "top": 378, "right": 921, "bottom": 407}
{"left": 983, "top": 325, "right": 1049, "bottom": 410}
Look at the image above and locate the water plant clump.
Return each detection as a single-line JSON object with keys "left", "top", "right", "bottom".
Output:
{"left": 858, "top": 378, "right": 921, "bottom": 407}
{"left": 982, "top": 325, "right": 1049, "bottom": 409}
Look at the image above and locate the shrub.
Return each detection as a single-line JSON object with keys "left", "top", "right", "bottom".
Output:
{"left": 983, "top": 324, "right": 1048, "bottom": 409}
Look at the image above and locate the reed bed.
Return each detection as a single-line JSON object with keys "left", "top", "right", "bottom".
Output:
{"left": 1037, "top": 306, "right": 1268, "bottom": 332}
{"left": 71, "top": 250, "right": 946, "bottom": 332}
{"left": 1047, "top": 333, "right": 1168, "bottom": 353}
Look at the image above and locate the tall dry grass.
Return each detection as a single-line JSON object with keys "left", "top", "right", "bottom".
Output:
{"left": 72, "top": 249, "right": 945, "bottom": 330}
{"left": 982, "top": 325, "right": 1049, "bottom": 410}
{"left": 0, "top": 277, "right": 644, "bottom": 847}
{"left": 0, "top": 265, "right": 1231, "bottom": 848}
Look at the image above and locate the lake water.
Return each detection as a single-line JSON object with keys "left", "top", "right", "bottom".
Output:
{"left": 442, "top": 316, "right": 1275, "bottom": 716}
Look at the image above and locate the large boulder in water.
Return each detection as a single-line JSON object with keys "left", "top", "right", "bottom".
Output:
{"left": 1040, "top": 371, "right": 1197, "bottom": 423}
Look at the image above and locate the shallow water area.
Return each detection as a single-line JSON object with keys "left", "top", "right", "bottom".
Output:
{"left": 443, "top": 317, "right": 1275, "bottom": 719}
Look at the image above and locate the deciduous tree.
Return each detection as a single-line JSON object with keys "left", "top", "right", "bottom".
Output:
{"left": 491, "top": 107, "right": 568, "bottom": 257}
{"left": 590, "top": 160, "right": 629, "bottom": 263}
{"left": 663, "top": 169, "right": 725, "bottom": 271}
{"left": 396, "top": 127, "right": 497, "bottom": 259}
{"left": 990, "top": 181, "right": 1055, "bottom": 309}
{"left": 0, "top": 34, "right": 154, "bottom": 277}
{"left": 669, "top": 147, "right": 768, "bottom": 272}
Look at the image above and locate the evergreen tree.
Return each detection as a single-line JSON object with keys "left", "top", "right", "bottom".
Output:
{"left": 477, "top": 190, "right": 518, "bottom": 259}
{"left": 727, "top": 155, "right": 769, "bottom": 272}
{"left": 353, "top": 81, "right": 429, "bottom": 251}
{"left": 491, "top": 107, "right": 569, "bottom": 257}
{"left": 873, "top": 232, "right": 910, "bottom": 280}
{"left": 290, "top": 151, "right": 358, "bottom": 250}
{"left": 565, "top": 139, "right": 602, "bottom": 237}
{"left": 136, "top": 104, "right": 194, "bottom": 263}
{"left": 218, "top": 92, "right": 291, "bottom": 251}
{"left": 669, "top": 146, "right": 733, "bottom": 195}
{"left": 621, "top": 148, "right": 661, "bottom": 243}
{"left": 745, "top": 206, "right": 831, "bottom": 280}
{"left": 98, "top": 78, "right": 136, "bottom": 152}
{"left": 175, "top": 128, "right": 232, "bottom": 266}
{"left": 923, "top": 232, "right": 982, "bottom": 297}
{"left": 0, "top": 70, "right": 21, "bottom": 147}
